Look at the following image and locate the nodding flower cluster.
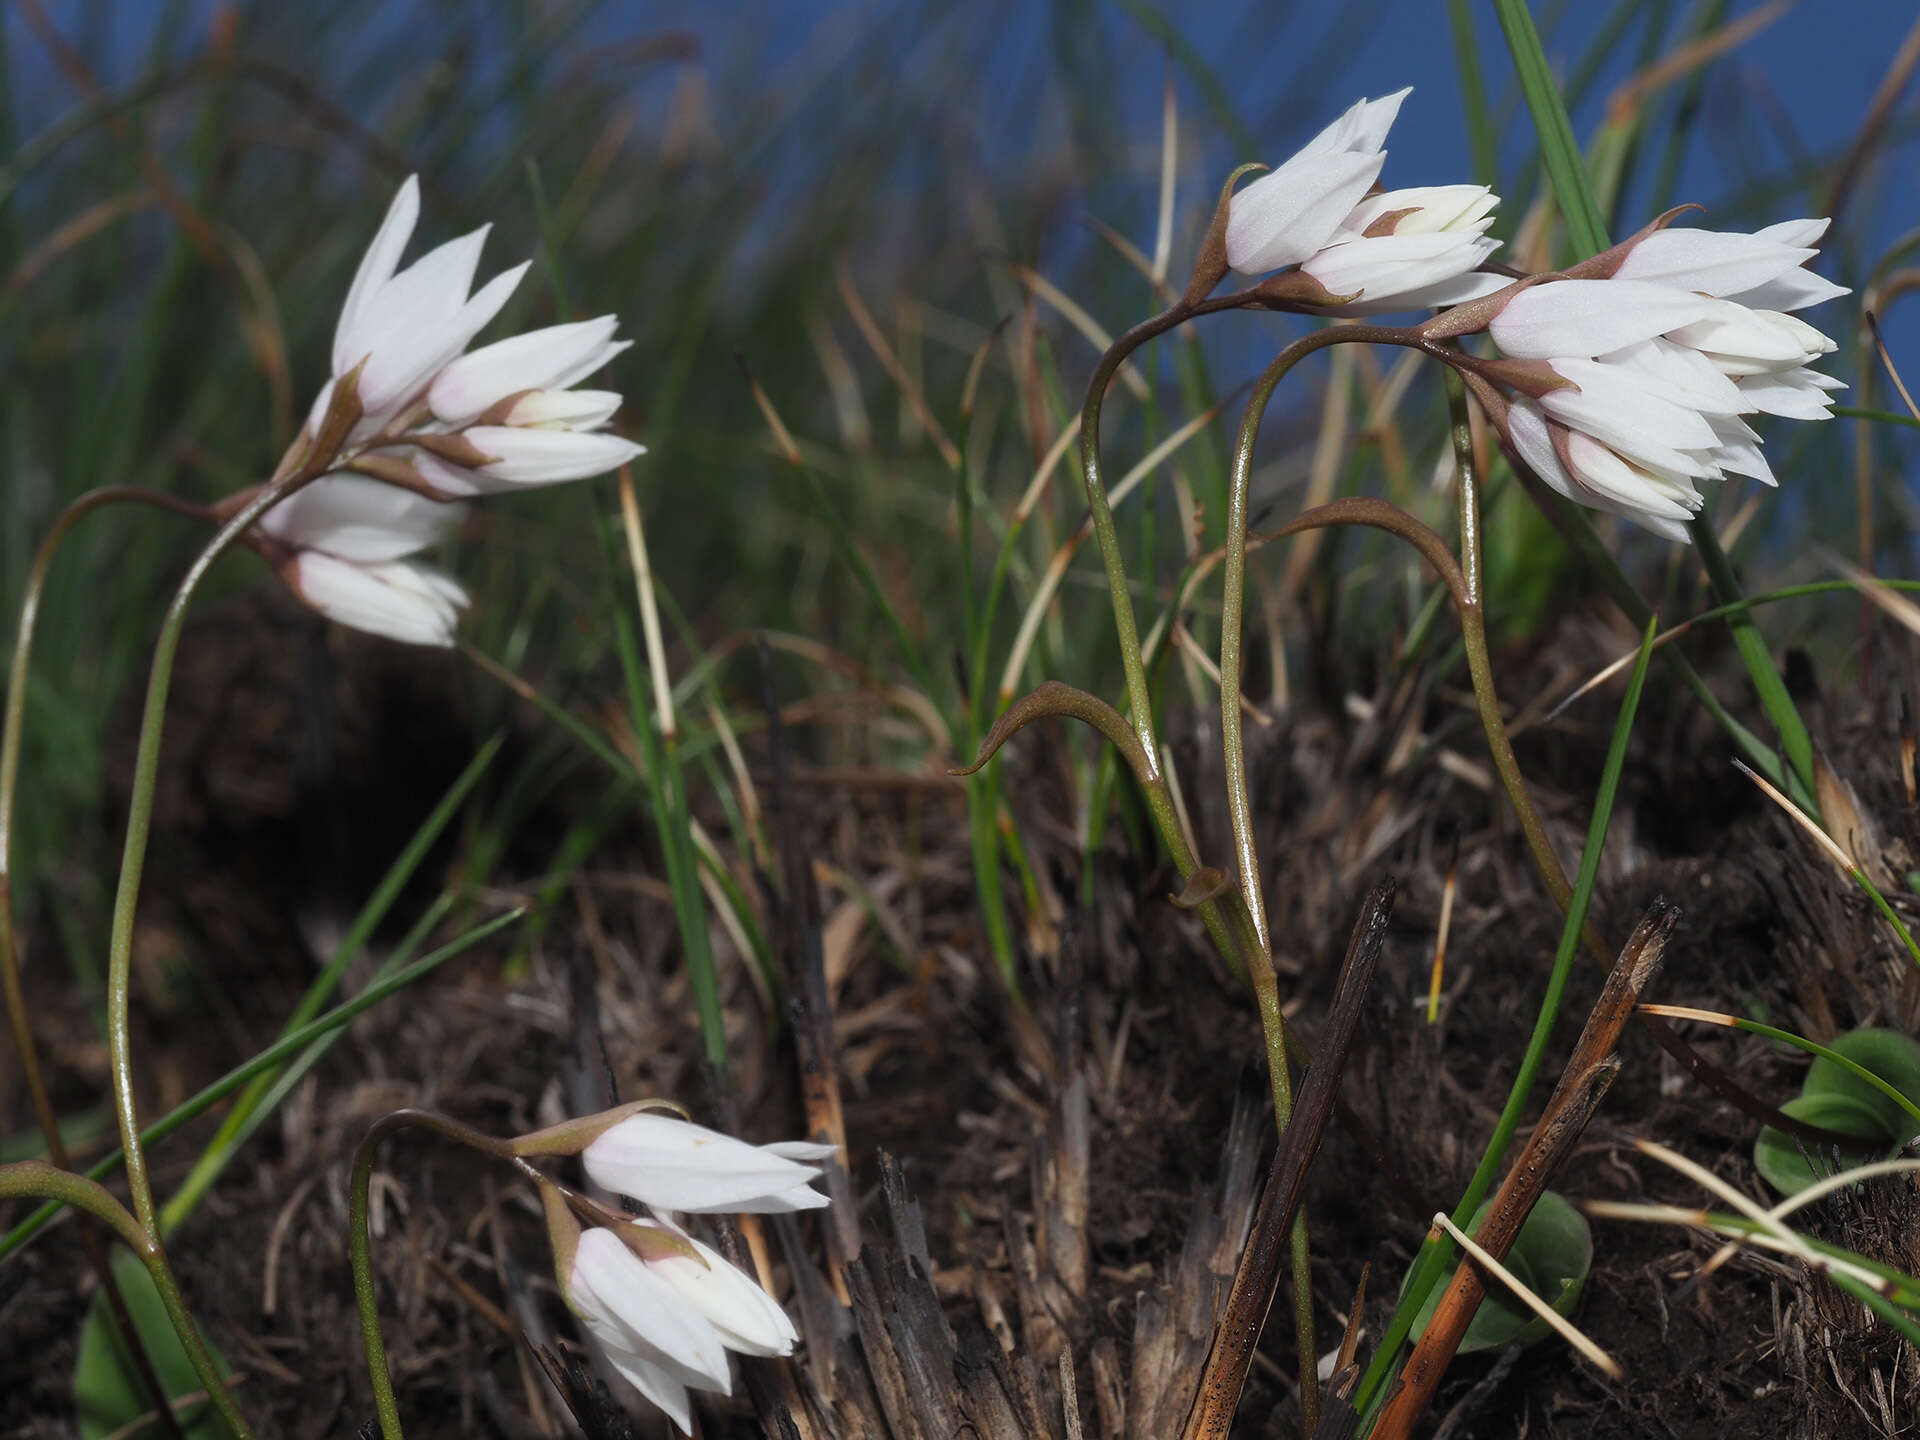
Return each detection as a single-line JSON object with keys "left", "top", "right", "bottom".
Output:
{"left": 1220, "top": 89, "right": 1846, "bottom": 539}
{"left": 517, "top": 1108, "right": 837, "bottom": 1435}
{"left": 250, "top": 176, "right": 642, "bottom": 645}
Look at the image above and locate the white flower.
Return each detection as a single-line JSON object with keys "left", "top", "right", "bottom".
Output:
{"left": 566, "top": 1227, "right": 732, "bottom": 1435}
{"left": 582, "top": 1112, "right": 837, "bottom": 1214}
{"left": 318, "top": 176, "right": 530, "bottom": 431}
{"left": 267, "top": 176, "right": 644, "bottom": 644}
{"left": 644, "top": 1226, "right": 800, "bottom": 1358}
{"left": 279, "top": 551, "right": 469, "bottom": 646}
{"left": 1226, "top": 89, "right": 1409, "bottom": 274}
{"left": 1301, "top": 184, "right": 1505, "bottom": 315}
{"left": 1488, "top": 279, "right": 1714, "bottom": 360}
{"left": 259, "top": 473, "right": 462, "bottom": 562}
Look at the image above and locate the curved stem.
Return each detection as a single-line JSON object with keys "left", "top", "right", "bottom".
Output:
{"left": 1220, "top": 324, "right": 1419, "bottom": 952}
{"left": 1, "top": 487, "right": 215, "bottom": 1440}
{"left": 1215, "top": 322, "right": 1430, "bottom": 1435}
{"left": 0, "top": 1162, "right": 249, "bottom": 1440}
{"left": 2, "top": 487, "right": 215, "bottom": 1171}
{"left": 1075, "top": 292, "right": 1250, "bottom": 777}
{"left": 107, "top": 469, "right": 330, "bottom": 1241}
{"left": 351, "top": 1110, "right": 518, "bottom": 1440}
{"left": 97, "top": 383, "right": 358, "bottom": 1440}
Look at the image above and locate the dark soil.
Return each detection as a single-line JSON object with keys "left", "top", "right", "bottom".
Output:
{"left": 6, "top": 589, "right": 1920, "bottom": 1440}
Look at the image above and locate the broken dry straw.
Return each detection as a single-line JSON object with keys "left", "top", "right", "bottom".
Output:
{"left": 1427, "top": 1211, "right": 1621, "bottom": 1378}
{"left": 1731, "top": 758, "right": 1920, "bottom": 972}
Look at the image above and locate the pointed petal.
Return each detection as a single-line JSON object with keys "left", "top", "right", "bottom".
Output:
{"left": 334, "top": 177, "right": 420, "bottom": 376}
{"left": 461, "top": 425, "right": 643, "bottom": 487}
{"left": 1227, "top": 148, "right": 1386, "bottom": 273}
{"left": 1724, "top": 268, "right": 1851, "bottom": 313}
{"left": 428, "top": 316, "right": 622, "bottom": 425}
{"left": 1612, "top": 226, "right": 1815, "bottom": 297}
{"left": 283, "top": 554, "right": 467, "bottom": 646}
{"left": 571, "top": 1230, "right": 731, "bottom": 1391}
{"left": 504, "top": 389, "right": 622, "bottom": 430}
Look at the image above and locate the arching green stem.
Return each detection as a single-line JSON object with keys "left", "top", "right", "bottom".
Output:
{"left": 1216, "top": 322, "right": 1431, "bottom": 1434}
{"left": 1, "top": 486, "right": 215, "bottom": 1440}
{"left": 95, "top": 382, "right": 360, "bottom": 1440}
{"left": 1220, "top": 324, "right": 1424, "bottom": 954}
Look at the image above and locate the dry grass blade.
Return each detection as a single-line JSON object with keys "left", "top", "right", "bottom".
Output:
{"left": 1824, "top": 8, "right": 1920, "bottom": 221}
{"left": 1826, "top": 549, "right": 1920, "bottom": 638}
{"left": 1425, "top": 834, "right": 1460, "bottom": 1024}
{"left": 1865, "top": 310, "right": 1920, "bottom": 422}
{"left": 1275, "top": 344, "right": 1355, "bottom": 608}
{"left": 836, "top": 256, "right": 961, "bottom": 468}
{"left": 1542, "top": 620, "right": 1695, "bottom": 725}
{"left": 1153, "top": 68, "right": 1177, "bottom": 283}
{"left": 1008, "top": 264, "right": 1149, "bottom": 399}
{"left": 1603, "top": 0, "right": 1791, "bottom": 126}
{"left": 1177, "top": 880, "right": 1394, "bottom": 1440}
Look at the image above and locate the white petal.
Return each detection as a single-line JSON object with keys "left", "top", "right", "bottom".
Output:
{"left": 1541, "top": 358, "right": 1722, "bottom": 465}
{"left": 728, "top": 1182, "right": 831, "bottom": 1214}
{"left": 582, "top": 1114, "right": 826, "bottom": 1214}
{"left": 1596, "top": 338, "right": 1747, "bottom": 415}
{"left": 571, "top": 1230, "right": 732, "bottom": 1392}
{"left": 1665, "top": 299, "right": 1814, "bottom": 371}
{"left": 359, "top": 259, "right": 532, "bottom": 418}
{"left": 284, "top": 554, "right": 467, "bottom": 646}
{"left": 1490, "top": 279, "right": 1713, "bottom": 360}
{"left": 649, "top": 1238, "right": 799, "bottom": 1358}
{"left": 1723, "top": 268, "right": 1851, "bottom": 313}
{"left": 1708, "top": 416, "right": 1776, "bottom": 486}
{"left": 1564, "top": 432, "right": 1701, "bottom": 519}
{"left": 1754, "top": 217, "right": 1831, "bottom": 248}
{"left": 428, "top": 316, "right": 622, "bottom": 425}
{"left": 1343, "top": 184, "right": 1496, "bottom": 236}
{"left": 1505, "top": 400, "right": 1577, "bottom": 500}
{"left": 1226, "top": 149, "right": 1385, "bottom": 274}
{"left": 504, "top": 388, "right": 622, "bottom": 430}
{"left": 461, "top": 425, "right": 642, "bottom": 487}
{"left": 1306, "top": 87, "right": 1410, "bottom": 156}
{"left": 1738, "top": 368, "right": 1844, "bottom": 419}
{"left": 762, "top": 1141, "right": 839, "bottom": 1162}
{"left": 1311, "top": 235, "right": 1501, "bottom": 315}
{"left": 1761, "top": 310, "right": 1837, "bottom": 356}
{"left": 334, "top": 177, "right": 420, "bottom": 377}
{"left": 260, "top": 473, "right": 462, "bottom": 561}
{"left": 595, "top": 1347, "right": 694, "bottom": 1436}
{"left": 1612, "top": 226, "right": 1815, "bottom": 298}
{"left": 1507, "top": 401, "right": 1694, "bottom": 542}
